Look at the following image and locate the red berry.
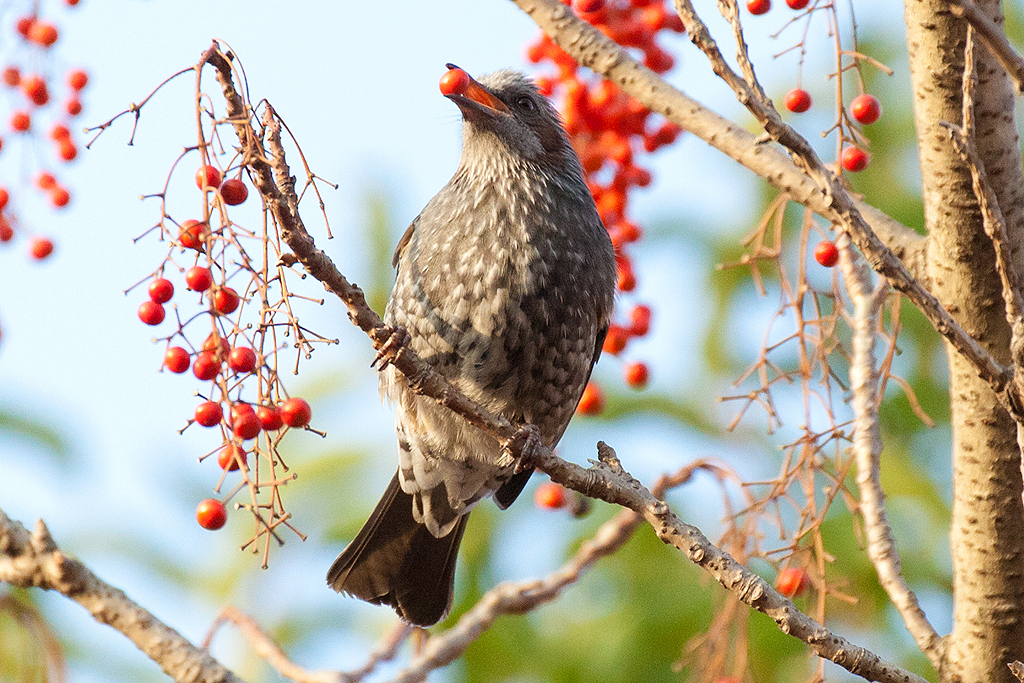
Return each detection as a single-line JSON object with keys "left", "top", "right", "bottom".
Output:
{"left": 58, "top": 140, "right": 77, "bottom": 162}
{"left": 15, "top": 17, "right": 33, "bottom": 38}
{"left": 28, "top": 22, "right": 58, "bottom": 47}
{"left": 66, "top": 0, "right": 81, "bottom": 5}
{"left": 66, "top": 69, "right": 88, "bottom": 91}
{"left": 36, "top": 172, "right": 56, "bottom": 190}
{"left": 573, "top": 0, "right": 605, "bottom": 13}
{"left": 0, "top": 187, "right": 10, "bottom": 210}
{"left": 202, "top": 333, "right": 231, "bottom": 360}
{"left": 2, "top": 67, "right": 20, "bottom": 87}
{"left": 850, "top": 94, "right": 881, "bottom": 125}
{"left": 137, "top": 300, "right": 165, "bottom": 325}
{"left": 841, "top": 146, "right": 870, "bottom": 172}
{"left": 50, "top": 124, "right": 70, "bottom": 140}
{"left": 624, "top": 361, "right": 650, "bottom": 388}
{"left": 814, "top": 240, "right": 840, "bottom": 267}
{"left": 0, "top": 218, "right": 13, "bottom": 242}
{"left": 185, "top": 266, "right": 214, "bottom": 292}
{"left": 21, "top": 75, "right": 48, "bottom": 106}
{"left": 213, "top": 287, "right": 240, "bottom": 315}
{"left": 258, "top": 405, "right": 284, "bottom": 431}
{"left": 10, "top": 111, "right": 30, "bottom": 132}
{"left": 439, "top": 67, "right": 471, "bottom": 97}
{"left": 178, "top": 219, "right": 207, "bottom": 251}
{"left": 534, "top": 482, "right": 567, "bottom": 509}
{"left": 192, "top": 351, "right": 221, "bottom": 381}
{"left": 194, "top": 401, "right": 223, "bottom": 427}
{"left": 195, "top": 164, "right": 222, "bottom": 190}
{"left": 577, "top": 381, "right": 605, "bottom": 415}
{"left": 163, "top": 346, "right": 190, "bottom": 373}
{"left": 29, "top": 237, "right": 53, "bottom": 260}
{"left": 747, "top": 0, "right": 771, "bottom": 14}
{"left": 148, "top": 278, "right": 174, "bottom": 303}
{"left": 219, "top": 178, "right": 248, "bottom": 205}
{"left": 65, "top": 98, "right": 82, "bottom": 117}
{"left": 629, "top": 305, "right": 652, "bottom": 336}
{"left": 784, "top": 88, "right": 812, "bottom": 113}
{"left": 50, "top": 186, "right": 70, "bottom": 208}
{"left": 227, "top": 346, "right": 257, "bottom": 373}
{"left": 196, "top": 499, "right": 227, "bottom": 530}
{"left": 602, "top": 324, "right": 628, "bottom": 355}
{"left": 231, "top": 405, "right": 261, "bottom": 440}
{"left": 776, "top": 566, "right": 809, "bottom": 597}
{"left": 217, "top": 444, "right": 247, "bottom": 471}
{"left": 786, "top": 0, "right": 809, "bottom": 8}
{"left": 280, "top": 397, "right": 312, "bottom": 428}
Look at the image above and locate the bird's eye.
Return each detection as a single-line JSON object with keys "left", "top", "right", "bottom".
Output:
{"left": 516, "top": 96, "right": 536, "bottom": 111}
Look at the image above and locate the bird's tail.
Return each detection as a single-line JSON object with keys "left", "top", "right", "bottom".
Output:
{"left": 327, "top": 471, "right": 468, "bottom": 627}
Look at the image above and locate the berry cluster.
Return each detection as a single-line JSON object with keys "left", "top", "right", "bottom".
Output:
{"left": 131, "top": 101, "right": 332, "bottom": 544}
{"left": 0, "top": 3, "right": 87, "bottom": 260}
{"left": 527, "top": 0, "right": 683, "bottom": 412}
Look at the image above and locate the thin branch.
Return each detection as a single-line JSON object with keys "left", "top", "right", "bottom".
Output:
{"left": 948, "top": 0, "right": 1024, "bottom": 94}
{"left": 838, "top": 234, "right": 943, "bottom": 666}
{"left": 0, "top": 509, "right": 247, "bottom": 683}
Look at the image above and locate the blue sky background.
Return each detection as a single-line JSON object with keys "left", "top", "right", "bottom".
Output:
{"left": 0, "top": 0, "right": 919, "bottom": 680}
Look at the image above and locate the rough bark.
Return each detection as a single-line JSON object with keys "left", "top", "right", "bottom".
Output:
{"left": 904, "top": 1, "right": 1024, "bottom": 680}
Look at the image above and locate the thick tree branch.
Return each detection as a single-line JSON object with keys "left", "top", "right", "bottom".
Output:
{"left": 948, "top": 0, "right": 1024, "bottom": 93}
{"left": 839, "top": 235, "right": 943, "bottom": 666}
{"left": 0, "top": 509, "right": 245, "bottom": 683}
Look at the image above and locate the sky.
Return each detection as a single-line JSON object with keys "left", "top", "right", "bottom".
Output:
{"left": 0, "top": 0, "right": 916, "bottom": 680}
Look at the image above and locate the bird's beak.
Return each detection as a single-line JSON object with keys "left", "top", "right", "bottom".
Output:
{"left": 443, "top": 63, "right": 510, "bottom": 116}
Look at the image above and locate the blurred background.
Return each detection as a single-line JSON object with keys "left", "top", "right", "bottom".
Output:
{"left": 0, "top": 0, "right": 981, "bottom": 681}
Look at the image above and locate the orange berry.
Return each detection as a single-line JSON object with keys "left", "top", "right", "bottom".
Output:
{"left": 577, "top": 381, "right": 605, "bottom": 415}
{"left": 624, "top": 361, "right": 649, "bottom": 388}
{"left": 36, "top": 172, "right": 56, "bottom": 190}
{"left": 50, "top": 186, "right": 70, "bottom": 208}
{"left": 814, "top": 241, "right": 839, "bottom": 267}
{"left": 0, "top": 187, "right": 10, "bottom": 211}
{"left": 66, "top": 69, "right": 88, "bottom": 90}
{"left": 2, "top": 67, "right": 20, "bottom": 87}
{"left": 629, "top": 304, "right": 651, "bottom": 336}
{"left": 10, "top": 111, "right": 30, "bottom": 132}
{"left": 195, "top": 164, "right": 222, "bottom": 190}
{"left": 602, "top": 324, "right": 629, "bottom": 355}
{"left": 776, "top": 567, "right": 809, "bottom": 597}
{"left": 29, "top": 236, "right": 54, "bottom": 260}
{"left": 439, "top": 67, "right": 471, "bottom": 97}
{"left": 58, "top": 140, "right": 77, "bottom": 162}
{"left": 534, "top": 482, "right": 568, "bottom": 509}
{"left": 27, "top": 22, "right": 58, "bottom": 47}
{"left": 65, "top": 98, "right": 82, "bottom": 117}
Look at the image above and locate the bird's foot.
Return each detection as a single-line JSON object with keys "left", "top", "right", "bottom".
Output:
{"left": 371, "top": 325, "right": 411, "bottom": 371}
{"left": 502, "top": 424, "right": 543, "bottom": 473}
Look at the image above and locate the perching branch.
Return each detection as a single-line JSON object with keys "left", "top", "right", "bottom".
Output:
{"left": 0, "top": 508, "right": 246, "bottom": 683}
{"left": 838, "top": 235, "right": 943, "bottom": 667}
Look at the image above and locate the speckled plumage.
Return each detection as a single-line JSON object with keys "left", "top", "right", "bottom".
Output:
{"left": 328, "top": 69, "right": 615, "bottom": 626}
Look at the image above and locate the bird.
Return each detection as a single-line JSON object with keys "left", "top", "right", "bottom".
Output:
{"left": 327, "top": 65, "right": 616, "bottom": 627}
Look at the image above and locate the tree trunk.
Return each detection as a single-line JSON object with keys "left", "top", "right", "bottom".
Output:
{"left": 904, "top": 0, "right": 1024, "bottom": 680}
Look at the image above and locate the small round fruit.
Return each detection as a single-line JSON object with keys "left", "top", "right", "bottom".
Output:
{"left": 137, "top": 300, "right": 165, "bottom": 325}
{"left": 65, "top": 98, "right": 82, "bottom": 116}
{"left": 213, "top": 287, "right": 240, "bottom": 315}
{"left": 29, "top": 237, "right": 54, "bottom": 260}
{"left": 534, "top": 482, "right": 567, "bottom": 509}
{"left": 573, "top": 0, "right": 605, "bottom": 12}
{"left": 258, "top": 405, "right": 284, "bottom": 431}
{"left": 0, "top": 218, "right": 13, "bottom": 242}
{"left": 784, "top": 88, "right": 812, "bottom": 113}
{"left": 185, "top": 266, "right": 214, "bottom": 292}
{"left": 148, "top": 278, "right": 174, "bottom": 304}
{"left": 20, "top": 75, "right": 48, "bottom": 105}
{"left": 0, "top": 187, "right": 9, "bottom": 210}
{"left": 58, "top": 141, "right": 77, "bottom": 162}
{"left": 747, "top": 0, "right": 771, "bottom": 14}
{"left": 194, "top": 401, "right": 223, "bottom": 427}
{"left": 10, "top": 111, "right": 30, "bottom": 132}
{"left": 630, "top": 304, "right": 652, "bottom": 336}
{"left": 281, "top": 397, "right": 312, "bottom": 428}
{"left": 814, "top": 240, "right": 840, "bottom": 267}
{"left": 195, "top": 164, "right": 222, "bottom": 190}
{"left": 178, "top": 219, "right": 207, "bottom": 251}
{"left": 202, "top": 333, "right": 230, "bottom": 360}
{"left": 36, "top": 172, "right": 56, "bottom": 190}
{"left": 164, "top": 346, "right": 190, "bottom": 373}
{"left": 219, "top": 178, "right": 248, "bottom": 205}
{"left": 27, "top": 22, "right": 58, "bottom": 47}
{"left": 786, "top": 0, "right": 809, "bottom": 8}
{"left": 577, "top": 381, "right": 605, "bottom": 415}
{"left": 49, "top": 123, "right": 70, "bottom": 140}
{"left": 14, "top": 17, "right": 33, "bottom": 38}
{"left": 50, "top": 186, "right": 70, "bottom": 208}
{"left": 624, "top": 361, "right": 650, "bottom": 388}
{"left": 850, "top": 93, "right": 881, "bottom": 125}
{"left": 2, "top": 67, "right": 19, "bottom": 87}
{"left": 841, "top": 146, "right": 870, "bottom": 172}
{"left": 232, "top": 409, "right": 262, "bottom": 441}
{"left": 602, "top": 324, "right": 628, "bottom": 355}
{"left": 227, "top": 346, "right": 257, "bottom": 374}
{"left": 66, "top": 69, "right": 88, "bottom": 90}
{"left": 196, "top": 499, "right": 227, "bottom": 530}
{"left": 217, "top": 444, "right": 247, "bottom": 471}
{"left": 192, "top": 351, "right": 221, "bottom": 381}
{"left": 439, "top": 67, "right": 471, "bottom": 97}
{"left": 776, "top": 566, "right": 809, "bottom": 597}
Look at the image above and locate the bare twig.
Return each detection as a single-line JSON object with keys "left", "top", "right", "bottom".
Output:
{"left": 838, "top": 234, "right": 943, "bottom": 666}
{"left": 0, "top": 509, "right": 246, "bottom": 683}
